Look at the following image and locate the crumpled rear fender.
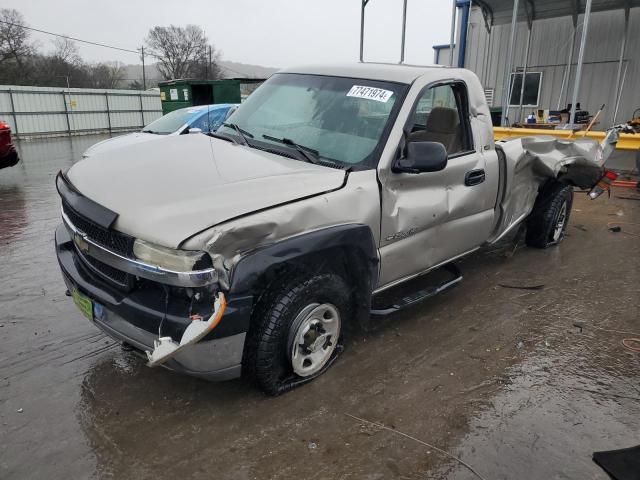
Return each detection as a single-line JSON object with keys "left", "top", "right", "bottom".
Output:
{"left": 520, "top": 136, "right": 604, "bottom": 188}
{"left": 489, "top": 135, "right": 604, "bottom": 242}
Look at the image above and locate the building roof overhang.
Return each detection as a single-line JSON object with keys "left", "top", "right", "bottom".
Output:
{"left": 476, "top": 0, "right": 639, "bottom": 28}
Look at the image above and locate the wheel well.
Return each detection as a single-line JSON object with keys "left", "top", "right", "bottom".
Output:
{"left": 249, "top": 246, "right": 374, "bottom": 326}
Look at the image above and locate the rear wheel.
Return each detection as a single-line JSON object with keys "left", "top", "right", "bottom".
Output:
{"left": 525, "top": 182, "right": 574, "bottom": 248}
{"left": 243, "top": 273, "right": 350, "bottom": 395}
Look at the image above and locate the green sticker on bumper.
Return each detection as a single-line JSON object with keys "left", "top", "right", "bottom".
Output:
{"left": 72, "top": 289, "right": 93, "bottom": 320}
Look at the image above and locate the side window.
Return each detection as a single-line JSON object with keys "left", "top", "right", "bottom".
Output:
{"left": 408, "top": 83, "right": 473, "bottom": 156}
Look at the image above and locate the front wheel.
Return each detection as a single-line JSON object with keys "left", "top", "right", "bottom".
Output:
{"left": 243, "top": 273, "right": 350, "bottom": 395}
{"left": 525, "top": 182, "right": 574, "bottom": 248}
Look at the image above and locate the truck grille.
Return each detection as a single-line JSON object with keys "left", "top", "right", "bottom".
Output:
{"left": 63, "top": 203, "right": 134, "bottom": 257}
{"left": 80, "top": 252, "right": 133, "bottom": 290}
{"left": 63, "top": 202, "right": 135, "bottom": 290}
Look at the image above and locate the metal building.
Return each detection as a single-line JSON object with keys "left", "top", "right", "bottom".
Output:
{"left": 435, "top": 0, "right": 640, "bottom": 130}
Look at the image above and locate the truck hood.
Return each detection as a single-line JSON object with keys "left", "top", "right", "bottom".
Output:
{"left": 82, "top": 132, "right": 162, "bottom": 158}
{"left": 66, "top": 134, "right": 346, "bottom": 248}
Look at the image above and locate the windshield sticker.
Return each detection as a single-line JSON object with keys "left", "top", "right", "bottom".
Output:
{"left": 347, "top": 85, "right": 393, "bottom": 103}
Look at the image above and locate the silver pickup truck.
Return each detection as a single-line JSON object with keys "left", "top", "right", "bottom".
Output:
{"left": 55, "top": 63, "right": 619, "bottom": 395}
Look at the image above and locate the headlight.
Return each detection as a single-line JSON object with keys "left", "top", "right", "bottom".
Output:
{"left": 133, "top": 239, "right": 213, "bottom": 272}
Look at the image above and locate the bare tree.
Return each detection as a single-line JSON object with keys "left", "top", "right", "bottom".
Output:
{"left": 89, "top": 61, "right": 126, "bottom": 89}
{"left": 128, "top": 79, "right": 144, "bottom": 90}
{"left": 0, "top": 8, "right": 163, "bottom": 89}
{"left": 190, "top": 45, "right": 222, "bottom": 80}
{"left": 51, "top": 37, "right": 82, "bottom": 66}
{"left": 0, "top": 9, "right": 34, "bottom": 67}
{"left": 145, "top": 25, "right": 218, "bottom": 80}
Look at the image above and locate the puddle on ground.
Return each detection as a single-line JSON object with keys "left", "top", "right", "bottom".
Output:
{"left": 434, "top": 318, "right": 640, "bottom": 480}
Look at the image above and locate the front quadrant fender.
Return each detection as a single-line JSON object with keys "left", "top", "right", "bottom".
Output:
{"left": 228, "top": 224, "right": 380, "bottom": 325}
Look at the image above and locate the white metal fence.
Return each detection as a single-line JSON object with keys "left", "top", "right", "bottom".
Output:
{"left": 0, "top": 85, "right": 163, "bottom": 138}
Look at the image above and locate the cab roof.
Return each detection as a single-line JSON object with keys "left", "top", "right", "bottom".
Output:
{"left": 279, "top": 62, "right": 452, "bottom": 84}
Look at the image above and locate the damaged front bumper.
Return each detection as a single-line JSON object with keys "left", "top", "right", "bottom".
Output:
{"left": 56, "top": 225, "right": 251, "bottom": 381}
{"left": 146, "top": 293, "right": 228, "bottom": 367}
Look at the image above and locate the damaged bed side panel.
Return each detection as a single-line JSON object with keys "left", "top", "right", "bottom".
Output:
{"left": 488, "top": 136, "right": 605, "bottom": 243}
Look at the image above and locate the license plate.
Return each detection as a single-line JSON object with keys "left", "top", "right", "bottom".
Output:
{"left": 72, "top": 289, "right": 94, "bottom": 320}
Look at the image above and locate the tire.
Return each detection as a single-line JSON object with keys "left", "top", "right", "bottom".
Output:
{"left": 525, "top": 182, "right": 574, "bottom": 248}
{"left": 243, "top": 273, "right": 350, "bottom": 396}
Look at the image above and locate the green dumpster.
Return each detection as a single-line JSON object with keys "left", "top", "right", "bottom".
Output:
{"left": 158, "top": 79, "right": 243, "bottom": 115}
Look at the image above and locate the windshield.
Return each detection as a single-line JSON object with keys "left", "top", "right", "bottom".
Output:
{"left": 143, "top": 108, "right": 202, "bottom": 134}
{"left": 218, "top": 74, "right": 406, "bottom": 167}
{"left": 190, "top": 107, "right": 230, "bottom": 132}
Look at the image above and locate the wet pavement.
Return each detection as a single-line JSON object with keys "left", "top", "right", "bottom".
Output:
{"left": 1, "top": 134, "right": 639, "bottom": 480}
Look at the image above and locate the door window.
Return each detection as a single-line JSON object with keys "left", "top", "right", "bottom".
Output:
{"left": 408, "top": 83, "right": 473, "bottom": 156}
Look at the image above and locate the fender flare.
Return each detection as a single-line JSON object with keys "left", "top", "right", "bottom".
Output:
{"left": 228, "top": 223, "right": 379, "bottom": 322}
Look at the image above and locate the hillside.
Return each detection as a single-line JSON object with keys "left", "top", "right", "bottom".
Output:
{"left": 124, "top": 60, "right": 278, "bottom": 87}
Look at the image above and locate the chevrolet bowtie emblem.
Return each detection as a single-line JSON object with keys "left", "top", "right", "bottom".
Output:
{"left": 73, "top": 233, "right": 90, "bottom": 254}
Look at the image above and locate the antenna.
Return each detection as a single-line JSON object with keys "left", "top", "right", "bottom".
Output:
{"left": 207, "top": 96, "right": 211, "bottom": 134}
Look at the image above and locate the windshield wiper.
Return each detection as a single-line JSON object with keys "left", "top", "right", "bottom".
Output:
{"left": 262, "top": 135, "right": 320, "bottom": 164}
{"left": 142, "top": 129, "right": 159, "bottom": 134}
{"left": 206, "top": 131, "right": 239, "bottom": 145}
{"left": 223, "top": 122, "right": 253, "bottom": 146}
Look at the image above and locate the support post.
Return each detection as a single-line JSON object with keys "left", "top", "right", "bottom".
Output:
{"left": 400, "top": 0, "right": 407, "bottom": 63}
{"left": 139, "top": 93, "right": 144, "bottom": 128}
{"left": 105, "top": 92, "right": 112, "bottom": 133}
{"left": 501, "top": 0, "right": 519, "bottom": 126}
{"left": 204, "top": 47, "right": 208, "bottom": 79}
{"left": 8, "top": 88, "right": 19, "bottom": 139}
{"left": 557, "top": 24, "right": 577, "bottom": 109}
{"left": 570, "top": 0, "right": 593, "bottom": 125}
{"left": 613, "top": 62, "right": 628, "bottom": 125}
{"left": 208, "top": 45, "right": 213, "bottom": 80}
{"left": 517, "top": 25, "right": 532, "bottom": 124}
{"left": 359, "top": 0, "right": 368, "bottom": 62}
{"left": 141, "top": 46, "right": 146, "bottom": 90}
{"left": 613, "top": 6, "right": 630, "bottom": 124}
{"left": 457, "top": 0, "right": 471, "bottom": 68}
{"left": 62, "top": 90, "right": 71, "bottom": 136}
{"left": 481, "top": 26, "right": 494, "bottom": 87}
{"left": 449, "top": 0, "right": 457, "bottom": 66}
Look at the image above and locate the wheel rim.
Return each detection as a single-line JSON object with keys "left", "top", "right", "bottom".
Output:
{"left": 552, "top": 201, "right": 568, "bottom": 242}
{"left": 289, "top": 303, "right": 341, "bottom": 377}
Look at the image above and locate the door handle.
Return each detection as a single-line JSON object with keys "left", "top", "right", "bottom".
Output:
{"left": 464, "top": 169, "right": 485, "bottom": 186}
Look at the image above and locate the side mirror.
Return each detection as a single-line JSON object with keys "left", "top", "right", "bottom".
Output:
{"left": 188, "top": 127, "right": 203, "bottom": 134}
{"left": 393, "top": 141, "right": 448, "bottom": 174}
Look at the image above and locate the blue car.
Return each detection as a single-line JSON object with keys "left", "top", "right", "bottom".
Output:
{"left": 83, "top": 104, "right": 238, "bottom": 158}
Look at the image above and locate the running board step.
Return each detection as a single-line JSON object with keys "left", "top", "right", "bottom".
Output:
{"left": 370, "top": 263, "right": 462, "bottom": 316}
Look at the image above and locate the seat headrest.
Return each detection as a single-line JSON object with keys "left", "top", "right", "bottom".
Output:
{"left": 426, "top": 107, "right": 459, "bottom": 134}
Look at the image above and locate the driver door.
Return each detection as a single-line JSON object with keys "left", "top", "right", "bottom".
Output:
{"left": 377, "top": 81, "right": 499, "bottom": 289}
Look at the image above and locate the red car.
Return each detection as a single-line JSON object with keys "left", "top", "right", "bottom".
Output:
{"left": 0, "top": 121, "right": 19, "bottom": 170}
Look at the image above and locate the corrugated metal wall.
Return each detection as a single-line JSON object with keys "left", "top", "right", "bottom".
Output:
{"left": 0, "top": 85, "right": 162, "bottom": 138}
{"left": 446, "top": 6, "right": 639, "bottom": 128}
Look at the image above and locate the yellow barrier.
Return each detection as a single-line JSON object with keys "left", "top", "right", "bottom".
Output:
{"left": 493, "top": 127, "right": 640, "bottom": 151}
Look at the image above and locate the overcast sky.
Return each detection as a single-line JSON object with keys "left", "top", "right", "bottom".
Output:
{"left": 5, "top": 0, "right": 454, "bottom": 68}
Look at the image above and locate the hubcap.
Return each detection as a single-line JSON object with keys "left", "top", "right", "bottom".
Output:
{"left": 289, "top": 303, "right": 341, "bottom": 377}
{"left": 552, "top": 201, "right": 568, "bottom": 242}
